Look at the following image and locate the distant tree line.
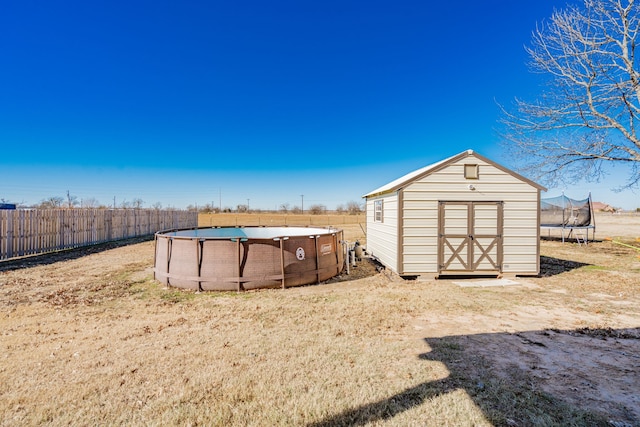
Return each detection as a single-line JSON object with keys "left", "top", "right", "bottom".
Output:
{"left": 4, "top": 193, "right": 365, "bottom": 214}
{"left": 4, "top": 192, "right": 167, "bottom": 210}
{"left": 33, "top": 196, "right": 161, "bottom": 210}
{"left": 189, "top": 200, "right": 364, "bottom": 215}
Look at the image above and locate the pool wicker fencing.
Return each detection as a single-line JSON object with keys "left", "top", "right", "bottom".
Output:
{"left": 154, "top": 226, "right": 345, "bottom": 291}
{"left": 0, "top": 209, "right": 197, "bottom": 261}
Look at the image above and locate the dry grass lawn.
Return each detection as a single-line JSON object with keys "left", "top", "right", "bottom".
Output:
{"left": 1, "top": 213, "right": 639, "bottom": 426}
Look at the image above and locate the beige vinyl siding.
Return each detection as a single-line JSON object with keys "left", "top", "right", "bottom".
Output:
{"left": 401, "top": 199, "right": 439, "bottom": 274}
{"left": 365, "top": 193, "right": 399, "bottom": 273}
{"left": 400, "top": 155, "right": 540, "bottom": 276}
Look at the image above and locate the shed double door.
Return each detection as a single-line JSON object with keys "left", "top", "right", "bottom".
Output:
{"left": 438, "top": 201, "right": 503, "bottom": 274}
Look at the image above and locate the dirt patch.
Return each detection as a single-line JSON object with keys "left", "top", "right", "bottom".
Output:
{"left": 0, "top": 237, "right": 154, "bottom": 307}
{"left": 456, "top": 329, "right": 639, "bottom": 424}
{"left": 411, "top": 299, "right": 640, "bottom": 425}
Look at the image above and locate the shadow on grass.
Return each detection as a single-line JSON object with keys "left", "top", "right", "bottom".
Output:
{"left": 308, "top": 328, "right": 640, "bottom": 427}
{"left": 541, "top": 236, "right": 603, "bottom": 244}
{"left": 0, "top": 236, "right": 154, "bottom": 272}
{"left": 539, "top": 255, "right": 590, "bottom": 277}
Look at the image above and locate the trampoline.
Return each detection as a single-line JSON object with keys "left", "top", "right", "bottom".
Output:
{"left": 541, "top": 194, "right": 595, "bottom": 244}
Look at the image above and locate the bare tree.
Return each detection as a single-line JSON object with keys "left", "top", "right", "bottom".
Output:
{"left": 66, "top": 190, "right": 79, "bottom": 209}
{"left": 83, "top": 197, "right": 100, "bottom": 208}
{"left": 151, "top": 202, "right": 163, "bottom": 210}
{"left": 308, "top": 204, "right": 326, "bottom": 215}
{"left": 346, "top": 201, "right": 363, "bottom": 215}
{"left": 500, "top": 0, "right": 640, "bottom": 188}
{"left": 132, "top": 198, "right": 144, "bottom": 209}
{"left": 40, "top": 196, "right": 64, "bottom": 208}
{"left": 279, "top": 203, "right": 290, "bottom": 213}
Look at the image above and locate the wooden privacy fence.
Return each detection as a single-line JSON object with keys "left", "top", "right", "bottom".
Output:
{"left": 0, "top": 209, "right": 197, "bottom": 261}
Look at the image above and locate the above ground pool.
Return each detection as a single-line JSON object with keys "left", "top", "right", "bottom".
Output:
{"left": 154, "top": 226, "right": 345, "bottom": 291}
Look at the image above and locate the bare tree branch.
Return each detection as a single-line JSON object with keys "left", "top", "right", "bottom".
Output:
{"left": 500, "top": 0, "right": 640, "bottom": 189}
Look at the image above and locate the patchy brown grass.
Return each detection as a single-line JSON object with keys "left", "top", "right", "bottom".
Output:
{"left": 0, "top": 215, "right": 639, "bottom": 426}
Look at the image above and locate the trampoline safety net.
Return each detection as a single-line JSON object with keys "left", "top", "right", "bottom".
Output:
{"left": 541, "top": 195, "right": 592, "bottom": 227}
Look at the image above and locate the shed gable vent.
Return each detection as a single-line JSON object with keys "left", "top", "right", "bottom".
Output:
{"left": 464, "top": 164, "right": 479, "bottom": 179}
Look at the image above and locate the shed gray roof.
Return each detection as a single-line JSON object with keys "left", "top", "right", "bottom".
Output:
{"left": 362, "top": 149, "right": 546, "bottom": 198}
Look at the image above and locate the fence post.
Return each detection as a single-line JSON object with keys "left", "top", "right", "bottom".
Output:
{"left": 58, "top": 210, "right": 63, "bottom": 250}
{"left": 17, "top": 209, "right": 24, "bottom": 257}
{"left": 6, "top": 210, "right": 14, "bottom": 259}
{"left": 107, "top": 210, "right": 112, "bottom": 241}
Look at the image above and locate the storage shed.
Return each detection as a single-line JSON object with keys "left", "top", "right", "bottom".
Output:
{"left": 363, "top": 150, "right": 546, "bottom": 278}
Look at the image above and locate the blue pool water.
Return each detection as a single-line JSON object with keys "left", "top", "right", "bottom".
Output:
{"left": 165, "top": 226, "right": 338, "bottom": 239}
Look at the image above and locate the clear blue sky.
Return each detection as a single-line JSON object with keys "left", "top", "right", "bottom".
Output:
{"left": 1, "top": 1, "right": 638, "bottom": 210}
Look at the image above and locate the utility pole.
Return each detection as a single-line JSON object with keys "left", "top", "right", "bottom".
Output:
{"left": 300, "top": 194, "right": 304, "bottom": 214}
{"left": 247, "top": 199, "right": 250, "bottom": 212}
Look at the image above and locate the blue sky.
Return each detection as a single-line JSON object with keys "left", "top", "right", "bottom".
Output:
{"left": 1, "top": 0, "right": 638, "bottom": 210}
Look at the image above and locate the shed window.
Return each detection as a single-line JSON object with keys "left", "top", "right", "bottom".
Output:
{"left": 374, "top": 200, "right": 383, "bottom": 222}
{"left": 464, "top": 164, "right": 479, "bottom": 179}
